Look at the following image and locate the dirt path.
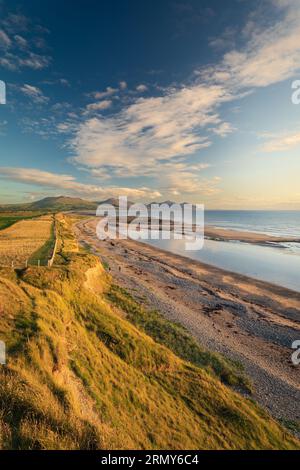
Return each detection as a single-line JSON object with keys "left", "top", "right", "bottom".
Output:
{"left": 75, "top": 218, "right": 300, "bottom": 425}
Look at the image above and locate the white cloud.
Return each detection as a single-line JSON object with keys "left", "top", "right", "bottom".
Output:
{"left": 89, "top": 81, "right": 128, "bottom": 101}
{"left": 57, "top": 122, "right": 72, "bottom": 133}
{"left": 0, "top": 56, "right": 16, "bottom": 70}
{"left": 14, "top": 34, "right": 28, "bottom": 49}
{"left": 0, "top": 167, "right": 161, "bottom": 200}
{"left": 85, "top": 100, "right": 112, "bottom": 113}
{"left": 212, "top": 122, "right": 235, "bottom": 137}
{"left": 90, "top": 87, "right": 118, "bottom": 100}
{"left": 69, "top": 0, "right": 300, "bottom": 200}
{"left": 0, "top": 13, "right": 50, "bottom": 70}
{"left": 71, "top": 84, "right": 230, "bottom": 174}
{"left": 20, "top": 84, "right": 49, "bottom": 104}
{"left": 3, "top": 13, "right": 29, "bottom": 33}
{"left": 59, "top": 78, "right": 70, "bottom": 87}
{"left": 159, "top": 172, "right": 222, "bottom": 197}
{"left": 0, "top": 47, "right": 50, "bottom": 71}
{"left": 0, "top": 29, "right": 11, "bottom": 48}
{"left": 206, "top": 0, "right": 300, "bottom": 89}
{"left": 136, "top": 84, "right": 148, "bottom": 92}
{"left": 18, "top": 52, "right": 50, "bottom": 69}
{"left": 119, "top": 81, "right": 127, "bottom": 90}
{"left": 260, "top": 129, "right": 300, "bottom": 152}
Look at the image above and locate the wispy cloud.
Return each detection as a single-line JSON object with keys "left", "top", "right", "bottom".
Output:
{"left": 159, "top": 170, "right": 221, "bottom": 197}
{"left": 67, "top": 0, "right": 300, "bottom": 203}
{"left": 71, "top": 84, "right": 230, "bottom": 173}
{"left": 204, "top": 0, "right": 300, "bottom": 89}
{"left": 85, "top": 99, "right": 112, "bottom": 113}
{"left": 14, "top": 34, "right": 28, "bottom": 49}
{"left": 0, "top": 29, "right": 11, "bottom": 48}
{"left": 260, "top": 129, "right": 300, "bottom": 152}
{"left": 88, "top": 80, "right": 130, "bottom": 102}
{"left": 3, "top": 13, "right": 29, "bottom": 33}
{"left": 0, "top": 10, "right": 50, "bottom": 70}
{"left": 136, "top": 84, "right": 148, "bottom": 92}
{"left": 212, "top": 122, "right": 236, "bottom": 137}
{"left": 209, "top": 27, "right": 236, "bottom": 51}
{"left": 3, "top": 0, "right": 300, "bottom": 204}
{"left": 89, "top": 87, "right": 118, "bottom": 100}
{"left": 20, "top": 84, "right": 49, "bottom": 104}
{"left": 0, "top": 167, "right": 161, "bottom": 200}
{"left": 119, "top": 81, "right": 127, "bottom": 90}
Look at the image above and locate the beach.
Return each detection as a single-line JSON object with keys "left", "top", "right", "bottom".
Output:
{"left": 204, "top": 226, "right": 300, "bottom": 245}
{"left": 75, "top": 217, "right": 300, "bottom": 425}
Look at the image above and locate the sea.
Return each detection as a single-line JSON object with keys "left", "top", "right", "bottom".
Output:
{"left": 143, "top": 211, "right": 300, "bottom": 292}
{"left": 204, "top": 210, "right": 300, "bottom": 239}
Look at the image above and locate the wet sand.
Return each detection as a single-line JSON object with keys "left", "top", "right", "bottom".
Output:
{"left": 73, "top": 211, "right": 300, "bottom": 246}
{"left": 204, "top": 226, "right": 300, "bottom": 245}
{"left": 75, "top": 218, "right": 300, "bottom": 426}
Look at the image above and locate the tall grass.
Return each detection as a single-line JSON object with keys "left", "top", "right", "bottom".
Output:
{"left": 106, "top": 284, "right": 251, "bottom": 392}
{"left": 0, "top": 216, "right": 53, "bottom": 267}
{"left": 0, "top": 214, "right": 298, "bottom": 450}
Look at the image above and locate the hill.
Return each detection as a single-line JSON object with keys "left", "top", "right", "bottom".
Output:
{"left": 26, "top": 196, "right": 98, "bottom": 212}
{"left": 99, "top": 198, "right": 135, "bottom": 208}
{"left": 0, "top": 196, "right": 199, "bottom": 215}
{"left": 0, "top": 213, "right": 298, "bottom": 450}
{"left": 0, "top": 196, "right": 98, "bottom": 213}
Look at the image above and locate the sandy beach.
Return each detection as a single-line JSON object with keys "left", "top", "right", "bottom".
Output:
{"left": 75, "top": 217, "right": 300, "bottom": 426}
{"left": 204, "top": 226, "right": 300, "bottom": 245}
{"left": 73, "top": 211, "right": 300, "bottom": 246}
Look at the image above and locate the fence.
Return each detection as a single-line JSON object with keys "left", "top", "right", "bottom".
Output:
{"left": 47, "top": 221, "right": 58, "bottom": 267}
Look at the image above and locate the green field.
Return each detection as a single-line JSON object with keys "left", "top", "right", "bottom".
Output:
{"left": 0, "top": 212, "right": 47, "bottom": 231}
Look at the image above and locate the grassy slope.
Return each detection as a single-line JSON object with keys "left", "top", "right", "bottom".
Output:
{"left": 0, "top": 214, "right": 298, "bottom": 450}
{"left": 106, "top": 285, "right": 252, "bottom": 393}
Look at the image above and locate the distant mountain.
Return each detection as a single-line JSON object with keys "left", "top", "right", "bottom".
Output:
{"left": 160, "top": 200, "right": 177, "bottom": 206}
{"left": 0, "top": 196, "right": 98, "bottom": 212}
{"left": 146, "top": 200, "right": 196, "bottom": 208}
{"left": 0, "top": 195, "right": 199, "bottom": 214}
{"left": 147, "top": 200, "right": 177, "bottom": 208}
{"left": 98, "top": 198, "right": 135, "bottom": 208}
{"left": 29, "top": 196, "right": 98, "bottom": 211}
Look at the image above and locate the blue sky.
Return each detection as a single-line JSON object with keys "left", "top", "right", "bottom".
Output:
{"left": 0, "top": 0, "right": 300, "bottom": 208}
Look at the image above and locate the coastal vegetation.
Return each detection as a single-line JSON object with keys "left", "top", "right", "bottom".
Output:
{"left": 0, "top": 213, "right": 298, "bottom": 449}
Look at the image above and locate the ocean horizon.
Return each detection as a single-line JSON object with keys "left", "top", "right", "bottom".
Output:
{"left": 204, "top": 210, "right": 300, "bottom": 238}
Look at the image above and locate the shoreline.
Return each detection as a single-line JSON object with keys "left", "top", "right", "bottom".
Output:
{"left": 204, "top": 226, "right": 300, "bottom": 246}
{"left": 72, "top": 212, "right": 300, "bottom": 247}
{"left": 75, "top": 217, "right": 300, "bottom": 427}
